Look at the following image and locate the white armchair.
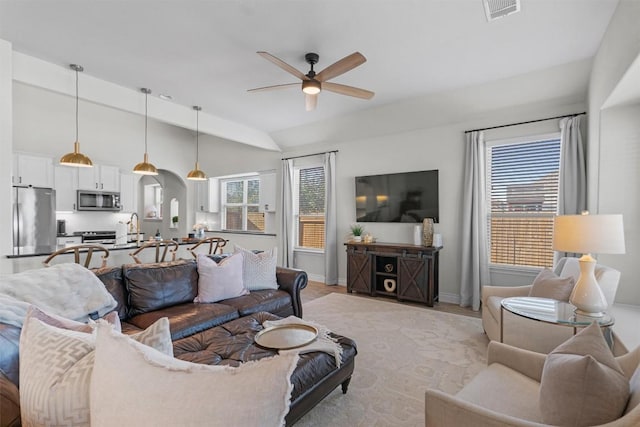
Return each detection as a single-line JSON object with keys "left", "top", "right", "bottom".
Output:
{"left": 425, "top": 341, "right": 640, "bottom": 426}
{"left": 481, "top": 257, "right": 622, "bottom": 354}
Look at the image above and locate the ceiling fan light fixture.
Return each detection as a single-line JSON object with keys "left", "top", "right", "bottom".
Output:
{"left": 302, "top": 79, "right": 321, "bottom": 95}
{"left": 60, "top": 64, "right": 94, "bottom": 168}
{"left": 134, "top": 88, "right": 158, "bottom": 176}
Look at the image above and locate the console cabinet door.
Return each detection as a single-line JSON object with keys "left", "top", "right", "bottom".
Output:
{"left": 397, "top": 256, "right": 428, "bottom": 303}
{"left": 347, "top": 251, "right": 372, "bottom": 294}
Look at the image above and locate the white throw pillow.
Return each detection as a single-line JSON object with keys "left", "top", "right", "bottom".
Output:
{"left": 194, "top": 252, "right": 248, "bottom": 303}
{"left": 234, "top": 245, "right": 278, "bottom": 291}
{"left": 19, "top": 315, "right": 172, "bottom": 427}
{"left": 528, "top": 268, "right": 575, "bottom": 302}
{"left": 90, "top": 323, "right": 299, "bottom": 427}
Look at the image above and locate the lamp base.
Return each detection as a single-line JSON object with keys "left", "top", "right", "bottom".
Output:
{"left": 574, "top": 308, "right": 604, "bottom": 318}
{"left": 569, "top": 254, "right": 608, "bottom": 317}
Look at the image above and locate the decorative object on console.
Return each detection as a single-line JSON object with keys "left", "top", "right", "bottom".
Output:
{"left": 553, "top": 212, "right": 625, "bottom": 317}
{"left": 60, "top": 64, "right": 93, "bottom": 168}
{"left": 433, "top": 233, "right": 443, "bottom": 247}
{"left": 422, "top": 218, "right": 434, "bottom": 246}
{"left": 413, "top": 224, "right": 422, "bottom": 245}
{"left": 186, "top": 106, "right": 207, "bottom": 181}
{"left": 350, "top": 224, "right": 364, "bottom": 242}
{"left": 383, "top": 278, "right": 396, "bottom": 293}
{"left": 133, "top": 88, "right": 158, "bottom": 175}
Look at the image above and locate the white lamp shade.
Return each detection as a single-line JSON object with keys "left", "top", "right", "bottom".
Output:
{"left": 553, "top": 214, "right": 625, "bottom": 255}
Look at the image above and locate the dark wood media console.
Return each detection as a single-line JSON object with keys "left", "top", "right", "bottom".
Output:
{"left": 345, "top": 242, "right": 441, "bottom": 306}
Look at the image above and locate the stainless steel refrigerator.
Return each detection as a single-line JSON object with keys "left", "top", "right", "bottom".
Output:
{"left": 12, "top": 186, "right": 56, "bottom": 255}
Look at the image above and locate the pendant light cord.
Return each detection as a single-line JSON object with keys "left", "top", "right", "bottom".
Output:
{"left": 144, "top": 91, "right": 148, "bottom": 153}
{"left": 196, "top": 108, "right": 199, "bottom": 159}
{"left": 75, "top": 67, "right": 79, "bottom": 142}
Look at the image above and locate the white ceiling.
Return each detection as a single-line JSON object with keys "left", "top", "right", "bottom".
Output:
{"left": 0, "top": 0, "right": 619, "bottom": 142}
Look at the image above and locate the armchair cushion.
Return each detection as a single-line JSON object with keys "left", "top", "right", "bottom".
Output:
{"left": 539, "top": 322, "right": 629, "bottom": 426}
{"left": 527, "top": 268, "right": 575, "bottom": 302}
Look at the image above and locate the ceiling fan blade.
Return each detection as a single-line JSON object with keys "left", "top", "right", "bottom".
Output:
{"left": 315, "top": 52, "right": 366, "bottom": 82}
{"left": 322, "top": 82, "right": 375, "bottom": 99}
{"left": 257, "top": 51, "right": 308, "bottom": 81}
{"left": 305, "top": 94, "right": 318, "bottom": 111}
{"left": 247, "top": 83, "right": 300, "bottom": 93}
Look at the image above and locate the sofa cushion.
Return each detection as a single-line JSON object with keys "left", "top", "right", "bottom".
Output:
{"left": 127, "top": 302, "right": 240, "bottom": 341}
{"left": 26, "top": 305, "right": 121, "bottom": 333}
{"left": 194, "top": 253, "right": 248, "bottom": 303}
{"left": 92, "top": 265, "right": 128, "bottom": 320}
{"left": 90, "top": 322, "right": 299, "bottom": 427}
{"left": 0, "top": 371, "right": 20, "bottom": 427}
{"left": 539, "top": 322, "right": 629, "bottom": 426}
{"left": 221, "top": 289, "right": 294, "bottom": 318}
{"left": 19, "top": 315, "right": 172, "bottom": 427}
{"left": 456, "top": 363, "right": 543, "bottom": 423}
{"left": 234, "top": 245, "right": 278, "bottom": 291}
{"left": 124, "top": 260, "right": 198, "bottom": 317}
{"left": 528, "top": 268, "right": 575, "bottom": 301}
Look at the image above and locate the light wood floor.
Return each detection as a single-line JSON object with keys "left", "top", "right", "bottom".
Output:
{"left": 302, "top": 281, "right": 481, "bottom": 319}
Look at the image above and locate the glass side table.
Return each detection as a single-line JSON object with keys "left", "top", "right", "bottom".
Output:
{"left": 500, "top": 296, "right": 615, "bottom": 347}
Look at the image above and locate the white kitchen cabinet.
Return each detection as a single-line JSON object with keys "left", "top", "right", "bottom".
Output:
{"left": 120, "top": 173, "right": 140, "bottom": 213}
{"left": 193, "top": 178, "right": 219, "bottom": 213}
{"left": 54, "top": 166, "right": 78, "bottom": 211}
{"left": 77, "top": 164, "right": 120, "bottom": 192}
{"left": 56, "top": 236, "right": 81, "bottom": 248}
{"left": 259, "top": 171, "right": 276, "bottom": 212}
{"left": 12, "top": 153, "right": 54, "bottom": 188}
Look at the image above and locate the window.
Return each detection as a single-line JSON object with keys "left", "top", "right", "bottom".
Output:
{"left": 486, "top": 135, "right": 561, "bottom": 268}
{"left": 221, "top": 176, "right": 264, "bottom": 232}
{"left": 295, "top": 166, "right": 325, "bottom": 249}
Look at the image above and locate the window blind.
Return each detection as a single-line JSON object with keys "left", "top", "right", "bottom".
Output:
{"left": 487, "top": 138, "right": 560, "bottom": 267}
{"left": 298, "top": 166, "right": 325, "bottom": 249}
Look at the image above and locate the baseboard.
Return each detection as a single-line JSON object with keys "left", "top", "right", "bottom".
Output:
{"left": 306, "top": 273, "right": 325, "bottom": 283}
{"left": 439, "top": 292, "right": 460, "bottom": 305}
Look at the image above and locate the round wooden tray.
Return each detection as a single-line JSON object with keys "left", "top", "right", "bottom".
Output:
{"left": 254, "top": 324, "right": 318, "bottom": 350}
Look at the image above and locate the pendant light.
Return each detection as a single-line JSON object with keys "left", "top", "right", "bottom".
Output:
{"left": 60, "top": 64, "right": 93, "bottom": 167}
{"left": 186, "top": 106, "right": 207, "bottom": 181}
{"left": 133, "top": 88, "right": 158, "bottom": 175}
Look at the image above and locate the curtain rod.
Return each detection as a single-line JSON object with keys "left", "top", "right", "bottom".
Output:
{"left": 464, "top": 112, "right": 586, "bottom": 134}
{"left": 282, "top": 150, "right": 338, "bottom": 161}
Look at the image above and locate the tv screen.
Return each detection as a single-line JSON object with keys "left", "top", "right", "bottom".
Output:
{"left": 355, "top": 170, "right": 439, "bottom": 223}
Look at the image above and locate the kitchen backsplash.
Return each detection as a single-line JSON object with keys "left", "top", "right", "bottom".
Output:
{"left": 56, "top": 212, "right": 133, "bottom": 234}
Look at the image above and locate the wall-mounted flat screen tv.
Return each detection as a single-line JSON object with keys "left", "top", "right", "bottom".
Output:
{"left": 355, "top": 169, "right": 439, "bottom": 223}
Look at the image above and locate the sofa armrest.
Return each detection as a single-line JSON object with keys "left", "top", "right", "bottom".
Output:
{"left": 481, "top": 285, "right": 531, "bottom": 306}
{"left": 425, "top": 388, "right": 544, "bottom": 427}
{"left": 276, "top": 266, "right": 308, "bottom": 318}
{"left": 486, "top": 341, "right": 546, "bottom": 382}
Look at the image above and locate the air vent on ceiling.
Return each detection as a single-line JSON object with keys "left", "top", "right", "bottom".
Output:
{"left": 483, "top": 0, "right": 520, "bottom": 22}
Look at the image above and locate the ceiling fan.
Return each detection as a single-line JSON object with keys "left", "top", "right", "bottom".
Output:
{"left": 248, "top": 51, "right": 374, "bottom": 111}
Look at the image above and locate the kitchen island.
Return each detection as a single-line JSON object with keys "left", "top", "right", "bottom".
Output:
{"left": 1, "top": 238, "right": 208, "bottom": 274}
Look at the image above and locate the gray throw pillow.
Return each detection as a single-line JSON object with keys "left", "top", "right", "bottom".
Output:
{"left": 528, "top": 268, "right": 575, "bottom": 301}
{"left": 539, "top": 322, "right": 629, "bottom": 426}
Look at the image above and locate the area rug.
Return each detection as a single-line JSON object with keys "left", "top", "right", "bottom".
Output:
{"left": 295, "top": 293, "right": 489, "bottom": 427}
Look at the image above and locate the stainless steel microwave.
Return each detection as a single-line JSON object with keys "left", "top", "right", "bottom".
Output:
{"left": 77, "top": 190, "right": 121, "bottom": 211}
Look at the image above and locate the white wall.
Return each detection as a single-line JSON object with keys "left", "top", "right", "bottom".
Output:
{"left": 588, "top": 0, "right": 640, "bottom": 306}
{"left": 0, "top": 40, "right": 13, "bottom": 257}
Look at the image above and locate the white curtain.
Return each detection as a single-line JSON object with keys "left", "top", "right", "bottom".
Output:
{"left": 556, "top": 115, "right": 587, "bottom": 261}
{"left": 323, "top": 152, "right": 338, "bottom": 285}
{"left": 279, "top": 159, "right": 294, "bottom": 268}
{"left": 459, "top": 131, "right": 489, "bottom": 311}
{"left": 558, "top": 116, "right": 586, "bottom": 215}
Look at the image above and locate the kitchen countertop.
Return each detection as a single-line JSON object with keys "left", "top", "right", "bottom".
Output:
{"left": 5, "top": 238, "right": 199, "bottom": 259}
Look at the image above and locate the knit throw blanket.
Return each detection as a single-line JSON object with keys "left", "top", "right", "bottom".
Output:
{"left": 0, "top": 263, "right": 117, "bottom": 327}
{"left": 263, "top": 316, "right": 343, "bottom": 367}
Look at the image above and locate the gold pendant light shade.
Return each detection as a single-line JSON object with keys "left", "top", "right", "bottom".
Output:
{"left": 60, "top": 64, "right": 93, "bottom": 167}
{"left": 186, "top": 105, "right": 208, "bottom": 181}
{"left": 134, "top": 88, "right": 158, "bottom": 176}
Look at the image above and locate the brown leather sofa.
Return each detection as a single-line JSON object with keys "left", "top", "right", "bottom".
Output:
{"left": 0, "top": 259, "right": 357, "bottom": 426}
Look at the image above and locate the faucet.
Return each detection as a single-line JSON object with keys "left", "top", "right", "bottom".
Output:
{"left": 128, "top": 213, "right": 140, "bottom": 246}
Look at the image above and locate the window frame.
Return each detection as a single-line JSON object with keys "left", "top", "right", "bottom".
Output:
{"left": 293, "top": 164, "right": 326, "bottom": 252}
{"left": 485, "top": 131, "right": 561, "bottom": 271}
{"left": 220, "top": 174, "right": 263, "bottom": 232}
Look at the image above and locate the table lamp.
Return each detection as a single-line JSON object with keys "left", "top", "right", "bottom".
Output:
{"left": 552, "top": 212, "right": 625, "bottom": 317}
